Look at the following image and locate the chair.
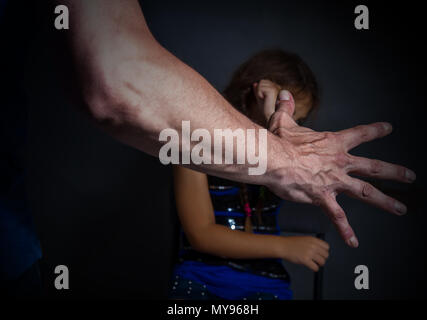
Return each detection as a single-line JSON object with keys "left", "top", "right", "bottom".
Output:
{"left": 277, "top": 202, "right": 331, "bottom": 300}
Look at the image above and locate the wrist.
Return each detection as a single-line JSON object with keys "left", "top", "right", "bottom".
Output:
{"left": 270, "top": 236, "right": 288, "bottom": 259}
{"left": 264, "top": 133, "right": 295, "bottom": 189}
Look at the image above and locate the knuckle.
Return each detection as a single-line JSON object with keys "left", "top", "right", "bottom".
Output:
{"left": 335, "top": 152, "right": 351, "bottom": 168}
{"left": 358, "top": 125, "right": 371, "bottom": 139}
{"left": 361, "top": 182, "right": 374, "bottom": 198}
{"left": 324, "top": 131, "right": 337, "bottom": 142}
{"left": 312, "top": 197, "right": 323, "bottom": 207}
{"left": 280, "top": 119, "right": 289, "bottom": 128}
{"left": 370, "top": 160, "right": 382, "bottom": 174}
{"left": 260, "top": 79, "right": 272, "bottom": 88}
{"left": 331, "top": 210, "right": 345, "bottom": 223}
{"left": 265, "top": 87, "right": 274, "bottom": 94}
{"left": 269, "top": 112, "right": 279, "bottom": 122}
{"left": 274, "top": 128, "right": 286, "bottom": 137}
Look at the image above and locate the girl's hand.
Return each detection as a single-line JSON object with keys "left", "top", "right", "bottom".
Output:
{"left": 253, "top": 79, "right": 285, "bottom": 126}
{"left": 278, "top": 236, "right": 330, "bottom": 272}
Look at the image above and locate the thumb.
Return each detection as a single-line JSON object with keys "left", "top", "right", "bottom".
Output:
{"left": 276, "top": 90, "right": 295, "bottom": 116}
{"left": 268, "top": 90, "right": 298, "bottom": 132}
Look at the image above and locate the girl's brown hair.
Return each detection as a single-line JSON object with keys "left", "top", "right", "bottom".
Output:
{"left": 223, "top": 49, "right": 319, "bottom": 118}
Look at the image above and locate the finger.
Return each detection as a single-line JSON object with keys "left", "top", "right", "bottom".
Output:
{"left": 253, "top": 83, "right": 264, "bottom": 110}
{"left": 309, "top": 236, "right": 330, "bottom": 252}
{"left": 315, "top": 245, "right": 329, "bottom": 260}
{"left": 318, "top": 250, "right": 329, "bottom": 261}
{"left": 268, "top": 91, "right": 298, "bottom": 132}
{"left": 320, "top": 195, "right": 359, "bottom": 248}
{"left": 312, "top": 254, "right": 326, "bottom": 267}
{"left": 262, "top": 88, "right": 279, "bottom": 120}
{"left": 338, "top": 122, "right": 393, "bottom": 151}
{"left": 268, "top": 112, "right": 297, "bottom": 133}
{"left": 253, "top": 81, "right": 280, "bottom": 121}
{"left": 342, "top": 177, "right": 407, "bottom": 216}
{"left": 252, "top": 82, "right": 262, "bottom": 99}
{"left": 313, "top": 237, "right": 330, "bottom": 251}
{"left": 349, "top": 156, "right": 416, "bottom": 183}
{"left": 306, "top": 260, "right": 320, "bottom": 272}
{"left": 276, "top": 90, "right": 295, "bottom": 115}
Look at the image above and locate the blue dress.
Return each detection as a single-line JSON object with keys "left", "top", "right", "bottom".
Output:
{"left": 170, "top": 176, "right": 292, "bottom": 300}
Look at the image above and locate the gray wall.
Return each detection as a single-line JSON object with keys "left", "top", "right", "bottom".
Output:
{"left": 27, "top": 0, "right": 426, "bottom": 299}
{"left": 140, "top": 0, "right": 426, "bottom": 299}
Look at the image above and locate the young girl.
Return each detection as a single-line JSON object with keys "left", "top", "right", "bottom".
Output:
{"left": 169, "top": 50, "right": 329, "bottom": 300}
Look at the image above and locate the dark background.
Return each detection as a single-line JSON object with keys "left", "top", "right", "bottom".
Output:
{"left": 12, "top": 0, "right": 427, "bottom": 299}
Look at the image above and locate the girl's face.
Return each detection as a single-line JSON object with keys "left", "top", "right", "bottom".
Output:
{"left": 247, "top": 81, "right": 314, "bottom": 128}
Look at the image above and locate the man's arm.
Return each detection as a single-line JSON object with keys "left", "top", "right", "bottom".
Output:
{"left": 57, "top": 0, "right": 415, "bottom": 247}
{"left": 62, "top": 0, "right": 276, "bottom": 181}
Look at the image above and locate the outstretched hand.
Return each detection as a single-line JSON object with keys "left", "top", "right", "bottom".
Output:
{"left": 267, "top": 90, "right": 416, "bottom": 248}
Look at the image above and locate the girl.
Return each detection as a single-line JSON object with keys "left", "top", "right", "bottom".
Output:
{"left": 170, "top": 50, "right": 329, "bottom": 300}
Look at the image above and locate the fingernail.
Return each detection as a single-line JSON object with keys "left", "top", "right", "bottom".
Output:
{"left": 347, "top": 236, "right": 359, "bottom": 248}
{"left": 395, "top": 202, "right": 407, "bottom": 215}
{"left": 383, "top": 122, "right": 392, "bottom": 133}
{"left": 279, "top": 90, "right": 290, "bottom": 101}
{"left": 405, "top": 169, "right": 416, "bottom": 182}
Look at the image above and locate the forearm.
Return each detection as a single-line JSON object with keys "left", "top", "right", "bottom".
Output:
{"left": 190, "top": 224, "right": 286, "bottom": 259}
{"left": 54, "top": 1, "right": 417, "bottom": 248}
{"left": 60, "top": 0, "right": 288, "bottom": 186}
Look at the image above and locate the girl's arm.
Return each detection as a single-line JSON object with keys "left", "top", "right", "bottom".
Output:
{"left": 173, "top": 166, "right": 330, "bottom": 271}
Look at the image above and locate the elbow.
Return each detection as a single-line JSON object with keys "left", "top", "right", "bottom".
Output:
{"left": 187, "top": 232, "right": 210, "bottom": 254}
{"left": 79, "top": 58, "right": 145, "bottom": 131}
{"left": 188, "top": 235, "right": 205, "bottom": 253}
{"left": 82, "top": 82, "right": 131, "bottom": 129}
{"left": 81, "top": 71, "right": 160, "bottom": 141}
{"left": 187, "top": 229, "right": 224, "bottom": 257}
